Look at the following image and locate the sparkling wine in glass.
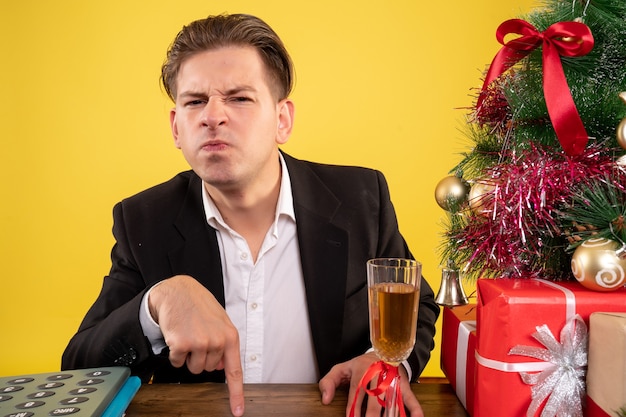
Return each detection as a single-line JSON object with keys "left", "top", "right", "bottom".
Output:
{"left": 367, "top": 258, "right": 421, "bottom": 417}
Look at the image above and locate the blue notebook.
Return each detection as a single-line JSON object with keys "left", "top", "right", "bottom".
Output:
{"left": 100, "top": 376, "right": 142, "bottom": 417}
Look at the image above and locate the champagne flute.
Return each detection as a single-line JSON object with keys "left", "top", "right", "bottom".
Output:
{"left": 367, "top": 258, "right": 421, "bottom": 417}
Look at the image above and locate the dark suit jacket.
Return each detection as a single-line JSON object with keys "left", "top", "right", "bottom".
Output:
{"left": 61, "top": 152, "right": 440, "bottom": 382}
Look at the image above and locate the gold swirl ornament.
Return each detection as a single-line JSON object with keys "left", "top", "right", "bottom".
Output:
{"left": 571, "top": 237, "right": 626, "bottom": 292}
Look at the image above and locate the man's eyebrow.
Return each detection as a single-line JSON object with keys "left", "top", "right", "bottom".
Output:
{"left": 223, "top": 85, "right": 257, "bottom": 95}
{"left": 178, "top": 90, "right": 207, "bottom": 100}
{"left": 178, "top": 86, "right": 257, "bottom": 99}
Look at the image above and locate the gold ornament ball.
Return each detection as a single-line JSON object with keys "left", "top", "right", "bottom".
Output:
{"left": 618, "top": 92, "right": 626, "bottom": 149}
{"left": 434, "top": 176, "right": 470, "bottom": 211}
{"left": 571, "top": 237, "right": 626, "bottom": 292}
{"left": 468, "top": 180, "right": 496, "bottom": 216}
{"left": 617, "top": 117, "right": 626, "bottom": 150}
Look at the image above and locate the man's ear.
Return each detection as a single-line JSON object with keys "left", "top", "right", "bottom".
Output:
{"left": 170, "top": 108, "right": 181, "bottom": 149}
{"left": 276, "top": 99, "right": 295, "bottom": 145}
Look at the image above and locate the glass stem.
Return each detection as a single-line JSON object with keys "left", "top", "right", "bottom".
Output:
{"left": 383, "top": 370, "right": 401, "bottom": 417}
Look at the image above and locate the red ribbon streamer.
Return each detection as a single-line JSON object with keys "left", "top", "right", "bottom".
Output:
{"left": 476, "top": 19, "right": 594, "bottom": 156}
{"left": 585, "top": 395, "right": 611, "bottom": 417}
{"left": 349, "top": 361, "right": 406, "bottom": 417}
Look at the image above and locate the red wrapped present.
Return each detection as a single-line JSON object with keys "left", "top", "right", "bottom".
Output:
{"left": 475, "top": 278, "right": 626, "bottom": 417}
{"left": 586, "top": 312, "right": 626, "bottom": 417}
{"left": 440, "top": 304, "right": 477, "bottom": 415}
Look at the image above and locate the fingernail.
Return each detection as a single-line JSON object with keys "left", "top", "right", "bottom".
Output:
{"left": 321, "top": 390, "right": 329, "bottom": 403}
{"left": 233, "top": 405, "right": 244, "bottom": 416}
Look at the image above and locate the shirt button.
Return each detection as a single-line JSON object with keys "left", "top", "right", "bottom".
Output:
{"left": 251, "top": 302, "right": 258, "bottom": 310}
{"left": 250, "top": 355, "right": 257, "bottom": 362}
{"left": 240, "top": 252, "right": 248, "bottom": 260}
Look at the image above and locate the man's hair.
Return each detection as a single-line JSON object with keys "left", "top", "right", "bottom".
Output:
{"left": 160, "top": 13, "right": 294, "bottom": 102}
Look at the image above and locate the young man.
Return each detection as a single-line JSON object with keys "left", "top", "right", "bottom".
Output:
{"left": 62, "top": 14, "right": 439, "bottom": 417}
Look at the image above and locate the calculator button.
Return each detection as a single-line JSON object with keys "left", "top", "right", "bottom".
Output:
{"left": 76, "top": 379, "right": 104, "bottom": 386}
{"left": 46, "top": 374, "right": 73, "bottom": 381}
{"left": 27, "top": 391, "right": 55, "bottom": 399}
{"left": 4, "top": 412, "right": 35, "bottom": 417}
{"left": 49, "top": 407, "right": 80, "bottom": 415}
{"left": 37, "top": 382, "right": 64, "bottom": 389}
{"left": 7, "top": 378, "right": 34, "bottom": 384}
{"left": 59, "top": 397, "right": 88, "bottom": 405}
{"left": 1, "top": 386, "right": 23, "bottom": 393}
{"left": 0, "top": 395, "right": 13, "bottom": 402}
{"left": 15, "top": 401, "right": 45, "bottom": 409}
{"left": 68, "top": 387, "right": 96, "bottom": 395}
{"left": 85, "top": 370, "right": 110, "bottom": 377}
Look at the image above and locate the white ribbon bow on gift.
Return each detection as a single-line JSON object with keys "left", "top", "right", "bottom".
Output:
{"left": 508, "top": 314, "right": 588, "bottom": 417}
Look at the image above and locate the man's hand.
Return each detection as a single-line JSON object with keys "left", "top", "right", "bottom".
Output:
{"left": 148, "top": 275, "right": 245, "bottom": 417}
{"left": 318, "top": 352, "right": 424, "bottom": 417}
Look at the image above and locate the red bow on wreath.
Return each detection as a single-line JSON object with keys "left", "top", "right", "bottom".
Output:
{"left": 476, "top": 19, "right": 594, "bottom": 157}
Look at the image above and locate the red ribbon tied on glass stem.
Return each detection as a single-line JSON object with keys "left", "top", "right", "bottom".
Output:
{"left": 476, "top": 19, "right": 594, "bottom": 157}
{"left": 349, "top": 361, "right": 406, "bottom": 417}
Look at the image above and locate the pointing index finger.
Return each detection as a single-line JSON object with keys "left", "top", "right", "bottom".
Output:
{"left": 224, "top": 338, "right": 245, "bottom": 416}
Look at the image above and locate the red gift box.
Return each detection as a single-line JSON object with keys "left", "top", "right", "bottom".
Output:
{"left": 475, "top": 278, "right": 626, "bottom": 417}
{"left": 440, "top": 303, "right": 477, "bottom": 415}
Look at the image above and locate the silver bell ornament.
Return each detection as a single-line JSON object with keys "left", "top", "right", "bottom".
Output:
{"left": 435, "top": 261, "right": 469, "bottom": 307}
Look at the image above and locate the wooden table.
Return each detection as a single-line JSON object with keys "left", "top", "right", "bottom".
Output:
{"left": 125, "top": 380, "right": 469, "bottom": 416}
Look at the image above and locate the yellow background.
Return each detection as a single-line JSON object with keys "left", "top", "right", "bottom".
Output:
{"left": 1, "top": 0, "right": 535, "bottom": 377}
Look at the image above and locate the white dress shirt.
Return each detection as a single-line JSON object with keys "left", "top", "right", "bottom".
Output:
{"left": 139, "top": 155, "right": 318, "bottom": 383}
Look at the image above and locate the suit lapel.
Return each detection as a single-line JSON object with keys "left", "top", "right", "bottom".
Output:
{"left": 168, "top": 173, "right": 226, "bottom": 305}
{"left": 283, "top": 153, "right": 350, "bottom": 376}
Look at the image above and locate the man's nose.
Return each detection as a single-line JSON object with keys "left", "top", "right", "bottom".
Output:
{"left": 201, "top": 98, "right": 227, "bottom": 128}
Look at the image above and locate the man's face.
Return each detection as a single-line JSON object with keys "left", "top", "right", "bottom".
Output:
{"left": 170, "top": 46, "right": 293, "bottom": 193}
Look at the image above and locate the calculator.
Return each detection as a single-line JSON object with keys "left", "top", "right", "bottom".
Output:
{"left": 0, "top": 367, "right": 140, "bottom": 417}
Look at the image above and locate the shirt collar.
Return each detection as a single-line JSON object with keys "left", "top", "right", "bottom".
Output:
{"left": 202, "top": 152, "right": 296, "bottom": 231}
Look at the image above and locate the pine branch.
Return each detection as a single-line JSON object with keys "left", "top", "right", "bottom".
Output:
{"left": 559, "top": 171, "right": 626, "bottom": 251}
